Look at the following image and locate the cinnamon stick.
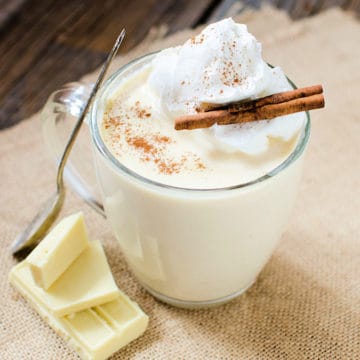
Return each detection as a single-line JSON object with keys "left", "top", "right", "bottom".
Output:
{"left": 175, "top": 85, "right": 324, "bottom": 131}
{"left": 200, "top": 84, "right": 323, "bottom": 112}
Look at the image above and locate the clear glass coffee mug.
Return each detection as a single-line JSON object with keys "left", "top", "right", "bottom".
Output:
{"left": 42, "top": 53, "right": 310, "bottom": 308}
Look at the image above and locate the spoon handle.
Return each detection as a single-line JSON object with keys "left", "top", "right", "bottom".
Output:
{"left": 11, "top": 29, "right": 126, "bottom": 256}
{"left": 56, "top": 29, "right": 126, "bottom": 189}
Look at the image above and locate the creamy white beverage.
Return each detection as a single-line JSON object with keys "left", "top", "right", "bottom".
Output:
{"left": 94, "top": 19, "right": 309, "bottom": 306}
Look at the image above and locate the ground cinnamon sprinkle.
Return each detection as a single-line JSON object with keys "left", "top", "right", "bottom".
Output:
{"left": 158, "top": 161, "right": 181, "bottom": 175}
{"left": 103, "top": 104, "right": 207, "bottom": 176}
{"left": 196, "top": 160, "right": 206, "bottom": 170}
{"left": 220, "top": 59, "right": 244, "bottom": 87}
{"left": 154, "top": 135, "right": 171, "bottom": 143}
{"left": 128, "top": 137, "right": 156, "bottom": 155}
{"left": 103, "top": 115, "right": 124, "bottom": 129}
{"left": 190, "top": 33, "right": 205, "bottom": 45}
{"left": 131, "top": 100, "right": 152, "bottom": 119}
{"left": 126, "top": 133, "right": 180, "bottom": 174}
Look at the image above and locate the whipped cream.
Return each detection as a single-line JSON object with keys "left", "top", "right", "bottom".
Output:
{"left": 149, "top": 18, "right": 305, "bottom": 155}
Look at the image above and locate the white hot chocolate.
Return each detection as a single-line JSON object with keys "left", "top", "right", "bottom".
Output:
{"left": 96, "top": 19, "right": 308, "bottom": 305}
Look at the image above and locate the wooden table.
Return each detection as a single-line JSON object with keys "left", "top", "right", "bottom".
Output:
{"left": 1, "top": 0, "right": 359, "bottom": 129}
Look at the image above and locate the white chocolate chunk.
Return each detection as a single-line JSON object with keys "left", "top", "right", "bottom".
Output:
{"left": 27, "top": 212, "right": 89, "bottom": 289}
{"left": 63, "top": 295, "right": 148, "bottom": 359}
{"left": 9, "top": 266, "right": 148, "bottom": 360}
{"left": 13, "top": 241, "right": 119, "bottom": 316}
{"left": 10, "top": 212, "right": 149, "bottom": 359}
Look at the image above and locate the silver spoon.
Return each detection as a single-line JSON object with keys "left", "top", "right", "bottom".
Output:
{"left": 11, "top": 29, "right": 126, "bottom": 256}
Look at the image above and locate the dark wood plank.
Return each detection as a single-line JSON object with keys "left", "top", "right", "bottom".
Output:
{"left": 0, "top": 42, "right": 105, "bottom": 127}
{"left": 345, "top": 0, "right": 360, "bottom": 14}
{"left": 58, "top": 0, "right": 217, "bottom": 52}
{"left": 0, "top": 0, "right": 26, "bottom": 30}
{"left": 0, "top": 0, "right": 359, "bottom": 129}
{"left": 0, "top": 1, "right": 84, "bottom": 100}
{"left": 0, "top": 0, "right": 215, "bottom": 129}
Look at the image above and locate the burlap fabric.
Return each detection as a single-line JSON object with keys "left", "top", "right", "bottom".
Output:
{"left": 1, "top": 6, "right": 359, "bottom": 359}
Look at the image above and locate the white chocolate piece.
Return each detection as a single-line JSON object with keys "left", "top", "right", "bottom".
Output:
{"left": 9, "top": 265, "right": 148, "bottom": 360}
{"left": 12, "top": 241, "right": 119, "bottom": 316}
{"left": 64, "top": 295, "right": 148, "bottom": 359}
{"left": 27, "top": 212, "right": 89, "bottom": 289}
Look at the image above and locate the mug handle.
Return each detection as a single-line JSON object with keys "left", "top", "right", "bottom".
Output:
{"left": 41, "top": 81, "right": 106, "bottom": 217}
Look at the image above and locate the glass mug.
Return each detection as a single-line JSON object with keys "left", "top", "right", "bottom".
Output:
{"left": 42, "top": 53, "right": 310, "bottom": 308}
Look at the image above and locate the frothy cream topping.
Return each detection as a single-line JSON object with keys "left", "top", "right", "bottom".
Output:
{"left": 149, "top": 18, "right": 305, "bottom": 155}
{"left": 100, "top": 19, "right": 306, "bottom": 188}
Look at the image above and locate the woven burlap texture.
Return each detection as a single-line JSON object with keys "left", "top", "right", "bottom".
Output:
{"left": 1, "top": 6, "right": 359, "bottom": 359}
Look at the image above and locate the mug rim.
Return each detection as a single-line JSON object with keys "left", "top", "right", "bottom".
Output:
{"left": 90, "top": 52, "right": 311, "bottom": 193}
